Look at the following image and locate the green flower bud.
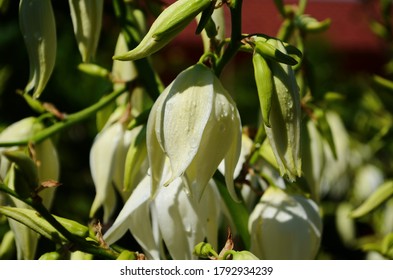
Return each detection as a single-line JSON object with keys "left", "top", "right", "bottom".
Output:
{"left": 69, "top": 0, "right": 104, "bottom": 62}
{"left": 252, "top": 36, "right": 298, "bottom": 66}
{"left": 116, "top": 250, "right": 137, "bottom": 260}
{"left": 54, "top": 215, "right": 90, "bottom": 239}
{"left": 260, "top": 39, "right": 302, "bottom": 181}
{"left": 78, "top": 63, "right": 110, "bottom": 79}
{"left": 146, "top": 64, "right": 242, "bottom": 201}
{"left": 113, "top": 0, "right": 212, "bottom": 61}
{"left": 295, "top": 15, "right": 331, "bottom": 33}
{"left": 39, "top": 251, "right": 62, "bottom": 260}
{"left": 19, "top": 0, "right": 56, "bottom": 99}
{"left": 223, "top": 250, "right": 260, "bottom": 260}
{"left": 248, "top": 187, "right": 322, "bottom": 259}
{"left": 252, "top": 52, "right": 274, "bottom": 127}
{"left": 70, "top": 250, "right": 93, "bottom": 260}
{"left": 193, "top": 242, "right": 218, "bottom": 259}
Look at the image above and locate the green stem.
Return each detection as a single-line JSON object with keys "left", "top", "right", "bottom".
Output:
{"left": 113, "top": 0, "right": 164, "bottom": 101}
{"left": 0, "top": 86, "right": 127, "bottom": 147}
{"left": 0, "top": 183, "right": 117, "bottom": 259}
{"left": 214, "top": 0, "right": 243, "bottom": 76}
{"left": 297, "top": 0, "right": 308, "bottom": 15}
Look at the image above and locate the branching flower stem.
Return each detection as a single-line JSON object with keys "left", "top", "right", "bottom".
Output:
{"left": 0, "top": 86, "right": 127, "bottom": 147}
{"left": 214, "top": 0, "right": 243, "bottom": 77}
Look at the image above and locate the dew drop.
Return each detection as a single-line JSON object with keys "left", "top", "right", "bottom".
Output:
{"left": 219, "top": 123, "right": 226, "bottom": 132}
{"left": 184, "top": 224, "right": 192, "bottom": 233}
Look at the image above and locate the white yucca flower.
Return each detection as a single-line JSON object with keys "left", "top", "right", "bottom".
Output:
{"left": 103, "top": 170, "right": 221, "bottom": 260}
{"left": 248, "top": 186, "right": 322, "bottom": 260}
{"left": 89, "top": 120, "right": 147, "bottom": 223}
{"left": 147, "top": 63, "right": 242, "bottom": 200}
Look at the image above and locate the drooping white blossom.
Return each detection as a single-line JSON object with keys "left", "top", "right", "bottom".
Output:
{"left": 147, "top": 63, "right": 242, "bottom": 200}
{"left": 248, "top": 187, "right": 322, "bottom": 259}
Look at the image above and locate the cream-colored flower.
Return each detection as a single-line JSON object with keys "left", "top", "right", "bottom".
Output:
{"left": 89, "top": 120, "right": 147, "bottom": 223}
{"left": 248, "top": 187, "right": 322, "bottom": 259}
{"left": 103, "top": 171, "right": 221, "bottom": 260}
{"left": 147, "top": 63, "right": 242, "bottom": 200}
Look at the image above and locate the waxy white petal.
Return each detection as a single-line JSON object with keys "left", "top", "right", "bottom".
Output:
{"left": 103, "top": 176, "right": 160, "bottom": 260}
{"left": 146, "top": 64, "right": 242, "bottom": 200}
{"left": 248, "top": 187, "right": 322, "bottom": 259}
{"left": 147, "top": 93, "right": 168, "bottom": 196}
{"left": 153, "top": 177, "right": 203, "bottom": 259}
{"left": 89, "top": 122, "right": 124, "bottom": 222}
{"left": 160, "top": 65, "right": 214, "bottom": 186}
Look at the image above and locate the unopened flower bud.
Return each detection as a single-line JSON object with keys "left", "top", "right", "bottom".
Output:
{"left": 113, "top": 0, "right": 212, "bottom": 61}
{"left": 19, "top": 0, "right": 56, "bottom": 98}
{"left": 256, "top": 39, "right": 302, "bottom": 181}
{"left": 223, "top": 250, "right": 259, "bottom": 260}
{"left": 147, "top": 63, "right": 242, "bottom": 200}
{"left": 295, "top": 14, "right": 331, "bottom": 33}
{"left": 69, "top": 0, "right": 104, "bottom": 62}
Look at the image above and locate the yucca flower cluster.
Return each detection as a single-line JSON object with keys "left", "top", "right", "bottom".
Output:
{"left": 1, "top": 0, "right": 360, "bottom": 261}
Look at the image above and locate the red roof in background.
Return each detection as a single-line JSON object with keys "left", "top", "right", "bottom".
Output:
{"left": 243, "top": 0, "right": 383, "bottom": 52}
{"left": 161, "top": 0, "right": 385, "bottom": 52}
{"left": 157, "top": 0, "right": 388, "bottom": 76}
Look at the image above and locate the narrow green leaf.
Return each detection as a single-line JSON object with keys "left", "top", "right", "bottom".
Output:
{"left": 382, "top": 232, "right": 393, "bottom": 255}
{"left": 351, "top": 180, "right": 393, "bottom": 218}
{"left": 314, "top": 108, "right": 338, "bottom": 159}
{"left": 0, "top": 206, "right": 92, "bottom": 243}
{"left": 0, "top": 206, "right": 66, "bottom": 243}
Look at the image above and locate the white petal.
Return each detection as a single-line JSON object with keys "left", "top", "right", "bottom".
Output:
{"left": 146, "top": 94, "right": 168, "bottom": 196}
{"left": 103, "top": 176, "right": 161, "bottom": 259}
{"left": 224, "top": 112, "right": 242, "bottom": 202}
{"left": 196, "top": 180, "right": 221, "bottom": 249}
{"left": 248, "top": 187, "right": 322, "bottom": 259}
{"left": 161, "top": 65, "right": 214, "bottom": 184}
{"left": 153, "top": 178, "right": 204, "bottom": 259}
{"left": 89, "top": 122, "right": 124, "bottom": 221}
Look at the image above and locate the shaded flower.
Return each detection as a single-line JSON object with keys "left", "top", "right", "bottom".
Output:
{"left": 89, "top": 120, "right": 147, "bottom": 223}
{"left": 248, "top": 186, "right": 322, "bottom": 259}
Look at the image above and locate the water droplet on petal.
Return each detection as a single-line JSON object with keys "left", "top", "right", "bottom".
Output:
{"left": 219, "top": 123, "right": 226, "bottom": 132}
